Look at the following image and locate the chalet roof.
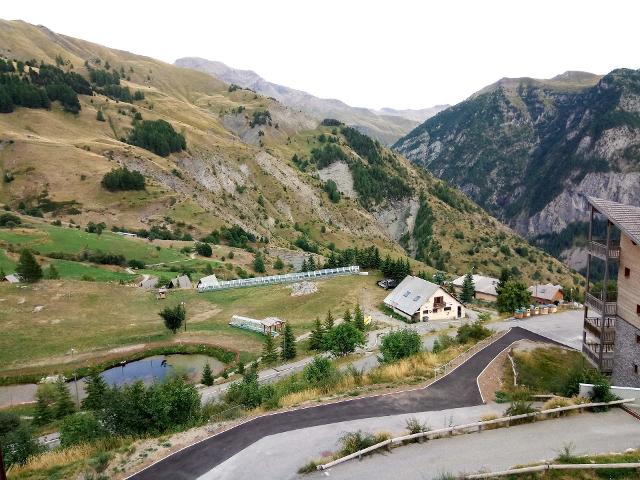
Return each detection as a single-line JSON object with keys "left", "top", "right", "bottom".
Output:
{"left": 384, "top": 275, "right": 440, "bottom": 316}
{"left": 528, "top": 283, "right": 563, "bottom": 301}
{"left": 587, "top": 196, "right": 640, "bottom": 244}
{"left": 170, "top": 275, "right": 192, "bottom": 289}
{"left": 139, "top": 276, "right": 158, "bottom": 289}
{"left": 452, "top": 274, "right": 499, "bottom": 297}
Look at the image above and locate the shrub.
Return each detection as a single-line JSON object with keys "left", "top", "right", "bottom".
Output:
{"left": 405, "top": 416, "right": 430, "bottom": 435}
{"left": 128, "top": 259, "right": 145, "bottom": 269}
{"left": 504, "top": 400, "right": 537, "bottom": 421}
{"left": 0, "top": 212, "right": 21, "bottom": 227}
{"left": 456, "top": 321, "right": 491, "bottom": 344}
{"left": 195, "top": 242, "right": 212, "bottom": 257}
{"left": 479, "top": 413, "right": 499, "bottom": 429}
{"left": 303, "top": 356, "right": 338, "bottom": 388}
{"left": 338, "top": 430, "right": 390, "bottom": 456}
{"left": 432, "top": 333, "right": 456, "bottom": 353}
{"left": 379, "top": 329, "right": 422, "bottom": 363}
{"left": 59, "top": 412, "right": 106, "bottom": 447}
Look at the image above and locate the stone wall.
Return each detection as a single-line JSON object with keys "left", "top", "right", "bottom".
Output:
{"left": 612, "top": 318, "right": 640, "bottom": 388}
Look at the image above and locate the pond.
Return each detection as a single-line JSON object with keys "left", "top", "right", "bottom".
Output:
{"left": 99, "top": 354, "right": 225, "bottom": 386}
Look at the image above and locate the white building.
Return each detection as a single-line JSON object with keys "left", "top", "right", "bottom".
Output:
{"left": 197, "top": 274, "right": 219, "bottom": 289}
{"left": 384, "top": 275, "right": 465, "bottom": 322}
{"left": 452, "top": 274, "right": 499, "bottom": 302}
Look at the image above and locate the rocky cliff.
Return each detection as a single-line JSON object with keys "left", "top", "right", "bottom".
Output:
{"left": 394, "top": 69, "right": 640, "bottom": 265}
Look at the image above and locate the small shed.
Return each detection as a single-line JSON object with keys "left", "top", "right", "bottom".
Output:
{"left": 2, "top": 274, "right": 21, "bottom": 284}
{"left": 139, "top": 276, "right": 159, "bottom": 289}
{"left": 168, "top": 275, "right": 192, "bottom": 289}
{"left": 197, "top": 274, "right": 219, "bottom": 289}
{"left": 156, "top": 287, "right": 167, "bottom": 300}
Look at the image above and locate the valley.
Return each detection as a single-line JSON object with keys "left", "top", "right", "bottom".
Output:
{"left": 0, "top": 10, "right": 638, "bottom": 480}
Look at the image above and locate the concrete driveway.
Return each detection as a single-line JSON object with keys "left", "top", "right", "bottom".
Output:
{"left": 306, "top": 408, "right": 640, "bottom": 480}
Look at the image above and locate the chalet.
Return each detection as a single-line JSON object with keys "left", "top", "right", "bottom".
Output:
{"left": 452, "top": 274, "right": 499, "bottom": 302}
{"left": 383, "top": 275, "right": 464, "bottom": 322}
{"left": 197, "top": 274, "right": 219, "bottom": 289}
{"left": 167, "top": 275, "right": 192, "bottom": 289}
{"left": 528, "top": 284, "right": 564, "bottom": 304}
{"left": 581, "top": 196, "right": 640, "bottom": 387}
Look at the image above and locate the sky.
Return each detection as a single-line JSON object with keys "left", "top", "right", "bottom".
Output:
{"left": 3, "top": 0, "right": 639, "bottom": 110}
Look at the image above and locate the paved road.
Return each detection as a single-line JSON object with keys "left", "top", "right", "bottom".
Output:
{"left": 128, "top": 327, "right": 562, "bottom": 480}
{"left": 308, "top": 409, "right": 640, "bottom": 480}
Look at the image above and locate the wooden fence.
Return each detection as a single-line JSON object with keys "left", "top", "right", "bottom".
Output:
{"left": 466, "top": 462, "right": 640, "bottom": 478}
{"left": 316, "top": 399, "right": 634, "bottom": 471}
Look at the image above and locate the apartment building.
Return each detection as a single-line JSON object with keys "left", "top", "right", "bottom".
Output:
{"left": 582, "top": 196, "right": 640, "bottom": 387}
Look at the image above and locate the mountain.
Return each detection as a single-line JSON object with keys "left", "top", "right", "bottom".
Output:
{"left": 174, "top": 57, "right": 447, "bottom": 145}
{"left": 394, "top": 69, "right": 640, "bottom": 268}
{"left": 0, "top": 19, "right": 575, "bottom": 287}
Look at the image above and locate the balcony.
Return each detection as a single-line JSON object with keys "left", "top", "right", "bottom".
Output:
{"left": 588, "top": 240, "right": 620, "bottom": 261}
{"left": 582, "top": 341, "right": 614, "bottom": 373}
{"left": 585, "top": 292, "right": 617, "bottom": 316}
{"left": 584, "top": 316, "right": 616, "bottom": 342}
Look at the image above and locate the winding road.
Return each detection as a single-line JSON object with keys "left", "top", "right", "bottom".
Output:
{"left": 127, "top": 327, "right": 565, "bottom": 480}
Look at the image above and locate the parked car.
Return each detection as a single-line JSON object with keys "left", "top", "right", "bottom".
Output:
{"left": 377, "top": 278, "right": 397, "bottom": 290}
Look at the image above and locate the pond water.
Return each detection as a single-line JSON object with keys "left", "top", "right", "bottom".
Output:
{"left": 99, "top": 354, "right": 225, "bottom": 386}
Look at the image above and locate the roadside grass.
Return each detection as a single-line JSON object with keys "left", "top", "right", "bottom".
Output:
{"left": 509, "top": 347, "right": 591, "bottom": 395}
{"left": 510, "top": 448, "right": 640, "bottom": 479}
{"left": 0, "top": 274, "right": 383, "bottom": 379}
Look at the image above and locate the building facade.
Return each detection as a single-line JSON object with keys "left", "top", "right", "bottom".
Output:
{"left": 582, "top": 196, "right": 640, "bottom": 387}
{"left": 384, "top": 275, "right": 465, "bottom": 322}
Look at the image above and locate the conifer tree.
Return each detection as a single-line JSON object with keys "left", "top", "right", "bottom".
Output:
{"left": 324, "top": 310, "right": 335, "bottom": 331}
{"left": 461, "top": 272, "right": 475, "bottom": 303}
{"left": 81, "top": 370, "right": 107, "bottom": 410}
{"left": 46, "top": 263, "right": 60, "bottom": 280}
{"left": 16, "top": 249, "right": 43, "bottom": 283}
{"left": 354, "top": 304, "right": 366, "bottom": 331}
{"left": 33, "top": 386, "right": 52, "bottom": 426}
{"left": 53, "top": 376, "right": 75, "bottom": 419}
{"left": 307, "top": 255, "right": 316, "bottom": 271}
{"left": 201, "top": 363, "right": 214, "bottom": 386}
{"left": 308, "top": 317, "right": 325, "bottom": 351}
{"left": 280, "top": 323, "right": 296, "bottom": 360}
{"left": 300, "top": 258, "right": 308, "bottom": 272}
{"left": 343, "top": 308, "right": 352, "bottom": 323}
{"left": 262, "top": 334, "right": 278, "bottom": 364}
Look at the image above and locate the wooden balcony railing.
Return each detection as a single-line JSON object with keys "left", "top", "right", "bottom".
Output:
{"left": 584, "top": 316, "right": 616, "bottom": 342}
{"left": 588, "top": 240, "right": 620, "bottom": 261}
{"left": 585, "top": 292, "right": 617, "bottom": 315}
{"left": 582, "top": 341, "right": 614, "bottom": 372}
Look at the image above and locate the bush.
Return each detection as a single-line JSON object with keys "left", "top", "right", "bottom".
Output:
{"left": 128, "top": 259, "right": 145, "bottom": 269}
{"left": 59, "top": 412, "right": 106, "bottom": 447}
{"left": 456, "top": 321, "right": 491, "bottom": 344}
{"left": 504, "top": 400, "right": 537, "bottom": 420}
{"left": 303, "top": 356, "right": 338, "bottom": 388}
{"left": 195, "top": 242, "right": 212, "bottom": 257}
{"left": 101, "top": 167, "right": 145, "bottom": 191}
{"left": 0, "top": 212, "right": 21, "bottom": 227}
{"left": 405, "top": 416, "right": 430, "bottom": 435}
{"left": 379, "top": 329, "right": 422, "bottom": 363}
{"left": 338, "top": 430, "right": 390, "bottom": 456}
{"left": 432, "top": 333, "right": 456, "bottom": 353}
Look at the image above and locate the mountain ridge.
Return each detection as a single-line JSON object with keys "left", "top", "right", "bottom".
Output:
{"left": 394, "top": 68, "right": 640, "bottom": 268}
{"left": 174, "top": 56, "right": 447, "bottom": 144}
